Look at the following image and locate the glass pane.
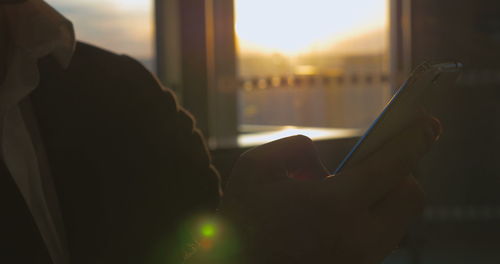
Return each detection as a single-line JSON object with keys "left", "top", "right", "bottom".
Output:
{"left": 235, "top": 0, "right": 390, "bottom": 131}
{"left": 45, "top": 0, "right": 154, "bottom": 71}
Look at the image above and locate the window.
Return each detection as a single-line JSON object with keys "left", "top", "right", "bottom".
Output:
{"left": 48, "top": 0, "right": 392, "bottom": 148}
{"left": 235, "top": 0, "right": 390, "bottom": 131}
{"left": 45, "top": 0, "right": 155, "bottom": 71}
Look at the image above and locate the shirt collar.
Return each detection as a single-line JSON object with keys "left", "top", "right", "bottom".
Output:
{"left": 5, "top": 0, "right": 75, "bottom": 67}
{"left": 0, "top": 0, "right": 75, "bottom": 112}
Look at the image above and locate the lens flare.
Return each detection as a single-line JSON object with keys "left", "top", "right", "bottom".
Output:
{"left": 201, "top": 223, "right": 217, "bottom": 238}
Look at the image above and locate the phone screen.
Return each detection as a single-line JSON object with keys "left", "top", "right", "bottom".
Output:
{"left": 333, "top": 61, "right": 462, "bottom": 175}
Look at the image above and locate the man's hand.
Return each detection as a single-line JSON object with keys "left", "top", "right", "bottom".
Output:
{"left": 215, "top": 114, "right": 440, "bottom": 264}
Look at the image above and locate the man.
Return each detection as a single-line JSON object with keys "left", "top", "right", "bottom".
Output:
{"left": 0, "top": 0, "right": 440, "bottom": 263}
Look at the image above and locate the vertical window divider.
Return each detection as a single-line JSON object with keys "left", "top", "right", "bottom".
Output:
{"left": 155, "top": 0, "right": 238, "bottom": 148}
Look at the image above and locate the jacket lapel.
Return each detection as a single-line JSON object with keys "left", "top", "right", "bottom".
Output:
{"left": 0, "top": 159, "right": 52, "bottom": 263}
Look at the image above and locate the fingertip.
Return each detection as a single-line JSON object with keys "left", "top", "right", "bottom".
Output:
{"left": 421, "top": 115, "right": 441, "bottom": 152}
{"left": 430, "top": 116, "right": 442, "bottom": 141}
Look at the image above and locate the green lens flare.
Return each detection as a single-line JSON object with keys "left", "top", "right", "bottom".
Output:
{"left": 201, "top": 223, "right": 216, "bottom": 237}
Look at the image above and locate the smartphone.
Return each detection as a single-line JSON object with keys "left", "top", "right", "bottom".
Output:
{"left": 334, "top": 61, "right": 463, "bottom": 175}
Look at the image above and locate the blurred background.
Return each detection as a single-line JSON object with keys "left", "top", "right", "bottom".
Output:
{"left": 46, "top": 0, "right": 499, "bottom": 263}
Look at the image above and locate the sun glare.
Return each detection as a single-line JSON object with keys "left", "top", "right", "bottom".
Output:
{"left": 107, "top": 0, "right": 152, "bottom": 11}
{"left": 235, "top": 0, "right": 387, "bottom": 55}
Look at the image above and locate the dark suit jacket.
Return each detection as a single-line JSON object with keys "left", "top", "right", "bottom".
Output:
{"left": 1, "top": 42, "right": 221, "bottom": 263}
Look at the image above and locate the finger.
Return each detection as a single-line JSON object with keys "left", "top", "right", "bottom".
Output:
{"left": 365, "top": 176, "right": 424, "bottom": 263}
{"left": 324, "top": 115, "right": 439, "bottom": 207}
{"left": 430, "top": 115, "right": 442, "bottom": 141}
{"left": 234, "top": 135, "right": 330, "bottom": 185}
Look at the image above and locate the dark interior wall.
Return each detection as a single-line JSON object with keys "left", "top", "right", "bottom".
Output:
{"left": 398, "top": 0, "right": 500, "bottom": 263}
{"left": 411, "top": 0, "right": 500, "bottom": 208}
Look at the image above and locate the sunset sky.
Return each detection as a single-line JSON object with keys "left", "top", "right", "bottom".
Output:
{"left": 236, "top": 0, "right": 388, "bottom": 55}
{"left": 45, "top": 0, "right": 387, "bottom": 59}
{"left": 45, "top": 0, "right": 154, "bottom": 59}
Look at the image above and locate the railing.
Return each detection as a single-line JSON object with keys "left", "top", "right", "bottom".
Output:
{"left": 238, "top": 73, "right": 390, "bottom": 91}
{"left": 237, "top": 73, "right": 392, "bottom": 129}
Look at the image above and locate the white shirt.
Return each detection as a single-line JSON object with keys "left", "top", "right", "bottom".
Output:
{"left": 0, "top": 1, "right": 75, "bottom": 263}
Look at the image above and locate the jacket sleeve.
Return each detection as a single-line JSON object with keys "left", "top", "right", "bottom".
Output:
{"left": 110, "top": 55, "right": 223, "bottom": 262}
{"left": 33, "top": 42, "right": 222, "bottom": 263}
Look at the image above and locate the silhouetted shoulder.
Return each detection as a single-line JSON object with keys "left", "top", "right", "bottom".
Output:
{"left": 32, "top": 41, "right": 221, "bottom": 263}
{"left": 66, "top": 42, "right": 174, "bottom": 103}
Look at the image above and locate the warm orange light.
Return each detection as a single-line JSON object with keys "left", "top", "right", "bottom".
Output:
{"left": 235, "top": 0, "right": 387, "bottom": 55}
{"left": 199, "top": 238, "right": 215, "bottom": 251}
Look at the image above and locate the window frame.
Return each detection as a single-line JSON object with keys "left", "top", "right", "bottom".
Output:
{"left": 155, "top": 0, "right": 238, "bottom": 149}
{"left": 154, "top": 0, "right": 407, "bottom": 150}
